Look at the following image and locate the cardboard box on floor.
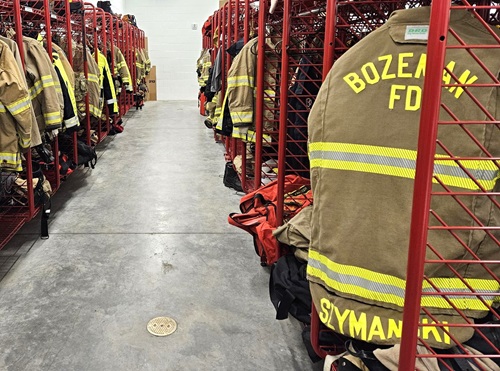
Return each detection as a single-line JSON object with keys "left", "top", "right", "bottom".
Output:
{"left": 145, "top": 66, "right": 157, "bottom": 101}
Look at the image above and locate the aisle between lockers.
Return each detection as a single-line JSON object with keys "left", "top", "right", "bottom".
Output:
{"left": 0, "top": 101, "right": 320, "bottom": 371}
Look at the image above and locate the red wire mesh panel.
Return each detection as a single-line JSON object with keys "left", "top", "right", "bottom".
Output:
{"left": 276, "top": 1, "right": 326, "bottom": 226}
{"left": 0, "top": 1, "right": 48, "bottom": 250}
{"left": 244, "top": 0, "right": 282, "bottom": 193}
{"left": 400, "top": 1, "right": 500, "bottom": 369}
{"left": 311, "top": 0, "right": 434, "bottom": 364}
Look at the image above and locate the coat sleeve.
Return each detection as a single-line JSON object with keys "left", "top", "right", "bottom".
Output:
{"left": 0, "top": 43, "right": 32, "bottom": 149}
{"left": 24, "top": 38, "right": 63, "bottom": 131}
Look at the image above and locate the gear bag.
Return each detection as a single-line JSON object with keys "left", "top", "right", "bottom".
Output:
{"left": 269, "top": 254, "right": 312, "bottom": 324}
{"left": 228, "top": 175, "right": 311, "bottom": 266}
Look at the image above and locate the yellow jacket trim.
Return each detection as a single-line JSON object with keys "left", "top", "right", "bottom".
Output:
{"left": 29, "top": 76, "right": 57, "bottom": 99}
{"left": 308, "top": 250, "right": 498, "bottom": 312}
{"left": 0, "top": 152, "right": 22, "bottom": 171}
{"left": 227, "top": 75, "right": 255, "bottom": 88}
{"left": 89, "top": 104, "right": 103, "bottom": 117}
{"left": 44, "top": 111, "right": 62, "bottom": 125}
{"left": 309, "top": 142, "right": 499, "bottom": 191}
{"left": 246, "top": 130, "right": 273, "bottom": 144}
{"left": 88, "top": 73, "right": 99, "bottom": 84}
{"left": 232, "top": 126, "right": 247, "bottom": 139}
{"left": 4, "top": 96, "right": 31, "bottom": 115}
{"left": 230, "top": 111, "right": 253, "bottom": 124}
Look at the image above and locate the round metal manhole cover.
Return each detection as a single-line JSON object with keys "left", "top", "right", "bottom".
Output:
{"left": 147, "top": 317, "right": 177, "bottom": 337}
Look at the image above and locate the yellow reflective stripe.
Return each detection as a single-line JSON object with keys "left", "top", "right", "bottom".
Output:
{"left": 89, "top": 104, "right": 102, "bottom": 117}
{"left": 215, "top": 119, "right": 222, "bottom": 130}
{"left": 308, "top": 250, "right": 497, "bottom": 311}
{"left": 88, "top": 73, "right": 99, "bottom": 84}
{"left": 6, "top": 96, "right": 31, "bottom": 115}
{"left": 64, "top": 116, "right": 79, "bottom": 129}
{"left": 246, "top": 130, "right": 272, "bottom": 144}
{"left": 122, "top": 77, "right": 131, "bottom": 84}
{"left": 230, "top": 111, "right": 253, "bottom": 124}
{"left": 44, "top": 111, "right": 61, "bottom": 124}
{"left": 41, "top": 75, "right": 55, "bottom": 85}
{"left": 0, "top": 152, "right": 22, "bottom": 170}
{"left": 227, "top": 75, "right": 255, "bottom": 88}
{"left": 19, "top": 136, "right": 31, "bottom": 148}
{"left": 309, "top": 142, "right": 499, "bottom": 191}
{"left": 232, "top": 126, "right": 247, "bottom": 139}
{"left": 264, "top": 89, "right": 275, "bottom": 97}
{"left": 0, "top": 152, "right": 20, "bottom": 161}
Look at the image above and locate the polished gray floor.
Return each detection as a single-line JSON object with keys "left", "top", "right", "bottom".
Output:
{"left": 0, "top": 101, "right": 321, "bottom": 371}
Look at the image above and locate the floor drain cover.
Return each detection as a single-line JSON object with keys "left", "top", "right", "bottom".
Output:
{"left": 147, "top": 317, "right": 177, "bottom": 337}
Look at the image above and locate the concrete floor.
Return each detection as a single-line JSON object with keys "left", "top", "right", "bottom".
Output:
{"left": 0, "top": 101, "right": 322, "bottom": 371}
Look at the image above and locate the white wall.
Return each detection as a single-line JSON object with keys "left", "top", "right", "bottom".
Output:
{"left": 124, "top": 0, "right": 219, "bottom": 100}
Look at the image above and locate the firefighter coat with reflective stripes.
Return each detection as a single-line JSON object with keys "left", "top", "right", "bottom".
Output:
{"left": 53, "top": 51, "right": 79, "bottom": 131}
{"left": 143, "top": 49, "right": 151, "bottom": 75}
{"left": 94, "top": 50, "right": 118, "bottom": 115}
{"left": 0, "top": 36, "right": 41, "bottom": 147}
{"left": 197, "top": 49, "right": 212, "bottom": 87}
{"left": 216, "top": 37, "right": 277, "bottom": 143}
{"left": 73, "top": 44, "right": 101, "bottom": 119}
{"left": 135, "top": 48, "right": 146, "bottom": 85}
{"left": 113, "top": 45, "right": 132, "bottom": 92}
{"left": 52, "top": 43, "right": 75, "bottom": 90}
{"left": 307, "top": 7, "right": 500, "bottom": 349}
{"left": 0, "top": 40, "right": 32, "bottom": 171}
{"left": 219, "top": 37, "right": 257, "bottom": 139}
{"left": 23, "top": 36, "right": 64, "bottom": 133}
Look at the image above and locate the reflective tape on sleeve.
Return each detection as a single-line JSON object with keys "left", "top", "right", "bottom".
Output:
{"left": 64, "top": 115, "right": 80, "bottom": 129}
{"left": 230, "top": 111, "right": 253, "bottom": 125}
{"left": 6, "top": 96, "right": 31, "bottom": 115}
{"left": 88, "top": 74, "right": 100, "bottom": 84}
{"left": 44, "top": 111, "right": 62, "bottom": 125}
{"left": 227, "top": 75, "right": 255, "bottom": 89}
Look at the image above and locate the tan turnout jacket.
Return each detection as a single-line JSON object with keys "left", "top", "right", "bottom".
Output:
{"left": 308, "top": 7, "right": 500, "bottom": 348}
{"left": 23, "top": 36, "right": 64, "bottom": 132}
{"left": 0, "top": 40, "right": 32, "bottom": 171}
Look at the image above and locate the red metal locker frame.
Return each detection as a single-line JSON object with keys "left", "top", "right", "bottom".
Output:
{"left": 0, "top": 0, "right": 147, "bottom": 252}
{"left": 400, "top": 1, "right": 500, "bottom": 369}
{"left": 310, "top": 0, "right": 431, "bottom": 361}
{"left": 276, "top": 1, "right": 325, "bottom": 226}
{"left": 52, "top": 0, "right": 80, "bottom": 168}
{"left": 0, "top": 0, "right": 36, "bottom": 250}
{"left": 16, "top": 0, "right": 63, "bottom": 191}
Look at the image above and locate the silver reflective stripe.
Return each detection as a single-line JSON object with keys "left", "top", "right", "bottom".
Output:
{"left": 422, "top": 287, "right": 495, "bottom": 301}
{"left": 309, "top": 257, "right": 405, "bottom": 298}
{"left": 309, "top": 150, "right": 498, "bottom": 184}
{"left": 7, "top": 98, "right": 31, "bottom": 114}
{"left": 64, "top": 116, "right": 79, "bottom": 129}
